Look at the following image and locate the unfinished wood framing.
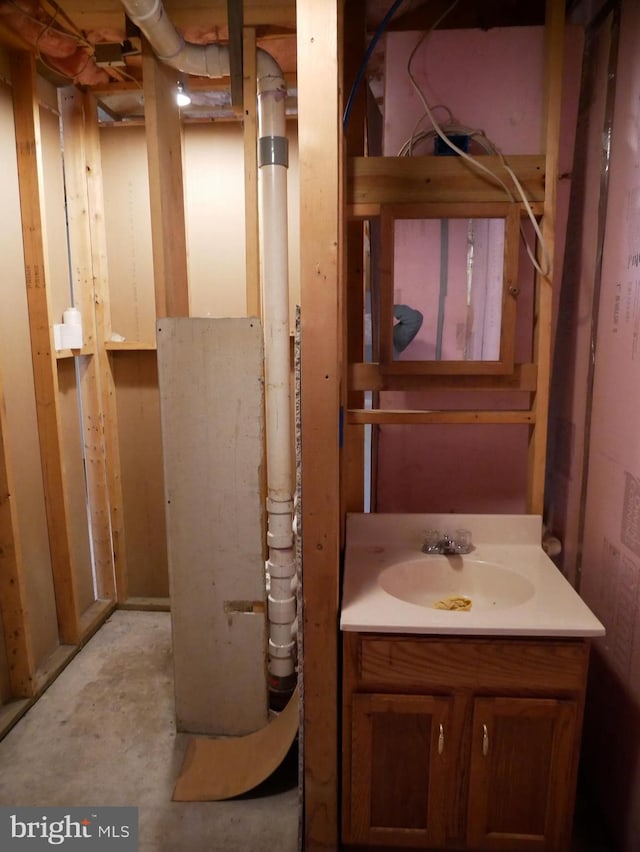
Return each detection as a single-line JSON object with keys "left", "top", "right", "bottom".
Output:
{"left": 243, "top": 26, "right": 260, "bottom": 317}
{"left": 342, "top": 0, "right": 368, "bottom": 516}
{"left": 58, "top": 88, "right": 116, "bottom": 603}
{"left": 11, "top": 50, "right": 80, "bottom": 646}
{"left": 141, "top": 39, "right": 189, "bottom": 319}
{"left": 528, "top": 0, "right": 565, "bottom": 513}
{"left": 348, "top": 154, "right": 546, "bottom": 207}
{"left": 0, "top": 368, "right": 35, "bottom": 699}
{"left": 343, "top": 2, "right": 566, "bottom": 517}
{"left": 298, "top": 0, "right": 342, "bottom": 846}
{"left": 81, "top": 91, "right": 131, "bottom": 604}
{"left": 347, "top": 409, "right": 534, "bottom": 426}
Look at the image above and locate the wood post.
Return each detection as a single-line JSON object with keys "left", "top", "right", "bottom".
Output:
{"left": 297, "top": 1, "right": 342, "bottom": 846}
{"left": 243, "top": 26, "right": 261, "bottom": 317}
{"left": 59, "top": 87, "right": 116, "bottom": 602}
{"left": 0, "top": 366, "right": 35, "bottom": 698}
{"left": 528, "top": 0, "right": 564, "bottom": 513}
{"left": 11, "top": 50, "right": 81, "bottom": 646}
{"left": 141, "top": 39, "right": 190, "bottom": 319}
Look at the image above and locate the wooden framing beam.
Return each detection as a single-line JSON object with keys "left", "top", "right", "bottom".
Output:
{"left": 141, "top": 39, "right": 190, "bottom": 318}
{"left": 528, "top": 0, "right": 564, "bottom": 513}
{"left": 342, "top": 0, "right": 368, "bottom": 516}
{"left": 298, "top": 0, "right": 342, "bottom": 847}
{"left": 56, "top": 0, "right": 296, "bottom": 33}
{"left": 348, "top": 154, "right": 546, "bottom": 206}
{"left": 59, "top": 88, "right": 117, "bottom": 603}
{"left": 347, "top": 409, "right": 534, "bottom": 426}
{"left": 0, "top": 367, "right": 35, "bottom": 698}
{"left": 349, "top": 361, "right": 538, "bottom": 392}
{"left": 227, "top": 0, "right": 244, "bottom": 109}
{"left": 81, "top": 90, "right": 131, "bottom": 603}
{"left": 243, "top": 27, "right": 261, "bottom": 317}
{"left": 10, "top": 50, "right": 81, "bottom": 646}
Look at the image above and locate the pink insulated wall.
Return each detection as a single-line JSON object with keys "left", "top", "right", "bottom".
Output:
{"left": 556, "top": 2, "right": 640, "bottom": 848}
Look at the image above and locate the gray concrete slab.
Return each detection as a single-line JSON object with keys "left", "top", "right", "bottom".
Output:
{"left": 0, "top": 611, "right": 299, "bottom": 851}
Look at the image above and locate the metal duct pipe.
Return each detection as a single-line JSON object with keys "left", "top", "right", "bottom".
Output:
{"left": 120, "top": 0, "right": 296, "bottom": 692}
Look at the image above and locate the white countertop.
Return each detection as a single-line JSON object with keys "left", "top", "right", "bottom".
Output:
{"left": 340, "top": 513, "right": 605, "bottom": 637}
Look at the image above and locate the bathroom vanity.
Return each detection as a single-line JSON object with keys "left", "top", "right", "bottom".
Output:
{"left": 340, "top": 514, "right": 605, "bottom": 852}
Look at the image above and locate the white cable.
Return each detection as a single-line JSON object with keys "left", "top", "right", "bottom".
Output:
{"left": 405, "top": 1, "right": 551, "bottom": 278}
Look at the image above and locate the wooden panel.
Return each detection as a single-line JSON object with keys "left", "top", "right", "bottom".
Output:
{"left": 357, "top": 636, "right": 589, "bottom": 694}
{"left": 348, "top": 693, "right": 450, "bottom": 846}
{"left": 112, "top": 350, "right": 168, "bottom": 599}
{"left": 56, "top": 360, "right": 95, "bottom": 615}
{"left": 157, "top": 318, "right": 268, "bottom": 735}
{"left": 183, "top": 123, "right": 246, "bottom": 318}
{"left": 100, "top": 125, "right": 155, "bottom": 344}
{"left": 348, "top": 155, "right": 546, "bottom": 206}
{"left": 298, "top": 0, "right": 342, "bottom": 846}
{"left": 11, "top": 50, "right": 80, "bottom": 646}
{"left": 0, "top": 77, "right": 58, "bottom": 669}
{"left": 0, "top": 366, "right": 35, "bottom": 699}
{"left": 467, "top": 697, "right": 578, "bottom": 850}
{"left": 142, "top": 39, "right": 189, "bottom": 318}
{"left": 39, "top": 102, "right": 72, "bottom": 325}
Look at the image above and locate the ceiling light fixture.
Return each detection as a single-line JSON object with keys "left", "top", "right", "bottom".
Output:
{"left": 176, "top": 80, "right": 191, "bottom": 107}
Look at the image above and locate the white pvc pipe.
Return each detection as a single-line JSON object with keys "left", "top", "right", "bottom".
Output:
{"left": 120, "top": 0, "right": 297, "bottom": 687}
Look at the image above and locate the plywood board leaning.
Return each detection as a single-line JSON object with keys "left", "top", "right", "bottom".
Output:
{"left": 157, "top": 317, "right": 268, "bottom": 735}
{"left": 173, "top": 686, "right": 299, "bottom": 801}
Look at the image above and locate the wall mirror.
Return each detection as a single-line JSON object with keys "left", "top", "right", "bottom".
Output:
{"left": 376, "top": 202, "right": 520, "bottom": 375}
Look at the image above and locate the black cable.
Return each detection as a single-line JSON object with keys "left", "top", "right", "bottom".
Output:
{"left": 342, "top": 0, "right": 408, "bottom": 131}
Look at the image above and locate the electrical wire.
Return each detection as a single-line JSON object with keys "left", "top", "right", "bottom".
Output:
{"left": 343, "top": 0, "right": 408, "bottom": 131}
{"left": 405, "top": 0, "right": 551, "bottom": 277}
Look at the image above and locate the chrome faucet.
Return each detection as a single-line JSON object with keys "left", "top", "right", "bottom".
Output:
{"left": 422, "top": 528, "right": 473, "bottom": 555}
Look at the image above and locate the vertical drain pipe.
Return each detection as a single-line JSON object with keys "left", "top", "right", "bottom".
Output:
{"left": 257, "top": 52, "right": 297, "bottom": 695}
{"left": 119, "top": 0, "right": 297, "bottom": 695}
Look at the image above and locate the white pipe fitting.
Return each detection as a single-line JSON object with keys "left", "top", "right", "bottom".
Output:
{"left": 267, "top": 554, "right": 295, "bottom": 579}
{"left": 268, "top": 594, "right": 296, "bottom": 624}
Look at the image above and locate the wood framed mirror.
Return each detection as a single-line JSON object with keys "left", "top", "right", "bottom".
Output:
{"left": 377, "top": 201, "right": 521, "bottom": 375}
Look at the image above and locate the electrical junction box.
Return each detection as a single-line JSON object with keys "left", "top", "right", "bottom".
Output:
{"left": 434, "top": 133, "right": 470, "bottom": 156}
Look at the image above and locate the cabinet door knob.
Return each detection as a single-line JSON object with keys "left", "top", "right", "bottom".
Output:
{"left": 438, "top": 723, "right": 444, "bottom": 755}
{"left": 482, "top": 724, "right": 489, "bottom": 757}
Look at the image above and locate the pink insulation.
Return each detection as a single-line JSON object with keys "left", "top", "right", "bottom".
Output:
{"left": 552, "top": 1, "right": 640, "bottom": 848}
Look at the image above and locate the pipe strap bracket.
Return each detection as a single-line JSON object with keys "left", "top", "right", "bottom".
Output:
{"left": 258, "top": 135, "right": 289, "bottom": 168}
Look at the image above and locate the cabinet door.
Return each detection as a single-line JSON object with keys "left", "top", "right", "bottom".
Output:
{"left": 348, "top": 692, "right": 452, "bottom": 847}
{"left": 467, "top": 697, "right": 578, "bottom": 851}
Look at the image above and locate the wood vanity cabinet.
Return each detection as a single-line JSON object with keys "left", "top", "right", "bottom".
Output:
{"left": 342, "top": 633, "right": 590, "bottom": 851}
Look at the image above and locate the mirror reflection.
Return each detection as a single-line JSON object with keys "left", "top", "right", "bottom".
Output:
{"left": 391, "top": 217, "right": 505, "bottom": 361}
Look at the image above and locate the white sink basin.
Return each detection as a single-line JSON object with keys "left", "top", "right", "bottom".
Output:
{"left": 340, "top": 513, "right": 605, "bottom": 637}
{"left": 378, "top": 557, "right": 535, "bottom": 611}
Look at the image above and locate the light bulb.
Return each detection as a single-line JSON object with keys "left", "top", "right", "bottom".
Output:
{"left": 176, "top": 81, "right": 191, "bottom": 107}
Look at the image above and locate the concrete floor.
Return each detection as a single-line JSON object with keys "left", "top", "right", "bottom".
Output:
{"left": 0, "top": 611, "right": 299, "bottom": 851}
